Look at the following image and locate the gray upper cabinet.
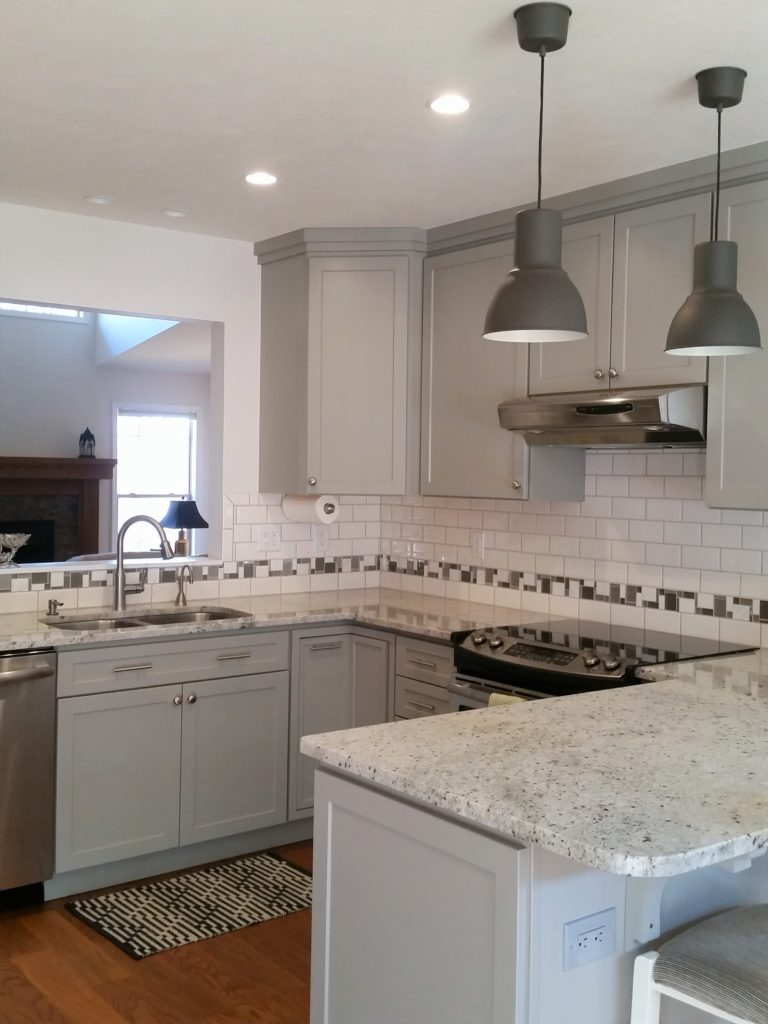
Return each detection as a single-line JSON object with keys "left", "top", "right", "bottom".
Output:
{"left": 705, "top": 180, "right": 768, "bottom": 508}
{"left": 256, "top": 230, "right": 425, "bottom": 496}
{"left": 530, "top": 198, "right": 710, "bottom": 395}
{"left": 421, "top": 239, "right": 584, "bottom": 499}
{"left": 611, "top": 194, "right": 710, "bottom": 389}
{"left": 528, "top": 216, "right": 614, "bottom": 395}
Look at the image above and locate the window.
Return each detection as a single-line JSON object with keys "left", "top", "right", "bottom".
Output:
{"left": 115, "top": 410, "right": 199, "bottom": 552}
{"left": 0, "top": 300, "right": 91, "bottom": 323}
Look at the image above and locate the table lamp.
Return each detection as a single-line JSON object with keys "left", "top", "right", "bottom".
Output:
{"left": 160, "top": 499, "right": 209, "bottom": 556}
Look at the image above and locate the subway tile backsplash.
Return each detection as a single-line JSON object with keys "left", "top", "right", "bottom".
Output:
{"left": 5, "top": 451, "right": 768, "bottom": 644}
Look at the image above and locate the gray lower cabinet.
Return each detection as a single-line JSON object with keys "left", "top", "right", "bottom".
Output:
{"left": 705, "top": 180, "right": 768, "bottom": 508}
{"left": 56, "top": 684, "right": 183, "bottom": 871}
{"left": 290, "top": 628, "right": 393, "bottom": 819}
{"left": 179, "top": 672, "right": 289, "bottom": 846}
{"left": 55, "top": 632, "right": 290, "bottom": 873}
{"left": 394, "top": 635, "right": 452, "bottom": 720}
{"left": 421, "top": 239, "right": 585, "bottom": 499}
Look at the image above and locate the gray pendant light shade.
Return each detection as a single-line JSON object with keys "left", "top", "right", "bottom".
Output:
{"left": 484, "top": 3, "right": 588, "bottom": 344}
{"left": 483, "top": 208, "right": 587, "bottom": 342}
{"left": 665, "top": 65, "right": 761, "bottom": 357}
{"left": 665, "top": 241, "right": 760, "bottom": 356}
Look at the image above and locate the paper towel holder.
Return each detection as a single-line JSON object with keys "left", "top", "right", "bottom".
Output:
{"left": 322, "top": 501, "right": 336, "bottom": 516}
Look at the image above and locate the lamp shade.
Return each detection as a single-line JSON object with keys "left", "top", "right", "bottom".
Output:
{"left": 665, "top": 241, "right": 761, "bottom": 356}
{"left": 160, "top": 499, "right": 209, "bottom": 530}
{"left": 483, "top": 209, "right": 588, "bottom": 343}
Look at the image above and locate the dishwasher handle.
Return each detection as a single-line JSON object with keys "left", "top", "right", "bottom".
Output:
{"left": 0, "top": 664, "right": 56, "bottom": 686}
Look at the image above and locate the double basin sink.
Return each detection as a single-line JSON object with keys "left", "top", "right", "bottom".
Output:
{"left": 43, "top": 607, "right": 249, "bottom": 633}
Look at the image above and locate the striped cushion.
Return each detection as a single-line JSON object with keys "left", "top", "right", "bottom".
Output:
{"left": 653, "top": 905, "right": 768, "bottom": 1023}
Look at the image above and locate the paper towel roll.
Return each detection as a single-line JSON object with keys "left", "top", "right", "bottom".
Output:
{"left": 282, "top": 494, "right": 340, "bottom": 525}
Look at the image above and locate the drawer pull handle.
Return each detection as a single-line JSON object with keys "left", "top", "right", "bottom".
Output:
{"left": 406, "top": 699, "right": 436, "bottom": 712}
{"left": 216, "top": 652, "right": 252, "bottom": 661}
{"left": 113, "top": 663, "right": 152, "bottom": 673}
{"left": 410, "top": 657, "right": 437, "bottom": 669}
{"left": 310, "top": 642, "right": 343, "bottom": 651}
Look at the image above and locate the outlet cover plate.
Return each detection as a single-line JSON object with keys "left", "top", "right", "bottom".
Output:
{"left": 312, "top": 524, "right": 329, "bottom": 554}
{"left": 563, "top": 907, "right": 616, "bottom": 970}
{"left": 259, "top": 525, "right": 281, "bottom": 552}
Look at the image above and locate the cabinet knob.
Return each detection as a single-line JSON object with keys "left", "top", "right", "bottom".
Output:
{"left": 608, "top": 367, "right": 619, "bottom": 379}
{"left": 308, "top": 476, "right": 318, "bottom": 487}
{"left": 173, "top": 695, "right": 182, "bottom": 706}
{"left": 594, "top": 368, "right": 605, "bottom": 380}
{"left": 511, "top": 480, "right": 521, "bottom": 490}
{"left": 187, "top": 693, "right": 197, "bottom": 705}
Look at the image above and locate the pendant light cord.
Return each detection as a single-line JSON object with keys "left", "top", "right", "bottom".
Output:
{"left": 537, "top": 47, "right": 546, "bottom": 209}
{"left": 712, "top": 103, "right": 723, "bottom": 241}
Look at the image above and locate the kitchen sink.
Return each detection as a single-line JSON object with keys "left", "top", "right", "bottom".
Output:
{"left": 43, "top": 606, "right": 249, "bottom": 631}
{"left": 135, "top": 608, "right": 249, "bottom": 625}
{"left": 47, "top": 617, "right": 148, "bottom": 631}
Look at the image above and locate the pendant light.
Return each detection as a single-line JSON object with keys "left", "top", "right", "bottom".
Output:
{"left": 483, "top": 3, "right": 587, "bottom": 344}
{"left": 665, "top": 67, "right": 761, "bottom": 356}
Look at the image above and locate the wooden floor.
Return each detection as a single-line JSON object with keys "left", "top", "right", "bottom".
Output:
{"left": 0, "top": 841, "right": 313, "bottom": 1024}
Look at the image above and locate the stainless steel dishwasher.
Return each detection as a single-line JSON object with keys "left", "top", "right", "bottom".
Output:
{"left": 0, "top": 648, "right": 56, "bottom": 895}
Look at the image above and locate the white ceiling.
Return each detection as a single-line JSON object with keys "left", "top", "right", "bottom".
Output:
{"left": 2, "top": 0, "right": 767, "bottom": 243}
{"left": 106, "top": 320, "right": 212, "bottom": 374}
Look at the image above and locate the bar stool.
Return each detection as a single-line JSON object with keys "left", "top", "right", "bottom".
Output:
{"left": 630, "top": 905, "right": 768, "bottom": 1023}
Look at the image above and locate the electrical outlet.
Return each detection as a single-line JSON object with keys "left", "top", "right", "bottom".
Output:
{"left": 470, "top": 531, "right": 485, "bottom": 559}
{"left": 258, "top": 525, "right": 281, "bottom": 552}
{"left": 563, "top": 908, "right": 616, "bottom": 970}
{"left": 312, "top": 524, "right": 329, "bottom": 554}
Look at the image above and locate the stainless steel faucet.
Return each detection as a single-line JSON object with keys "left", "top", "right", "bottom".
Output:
{"left": 114, "top": 515, "right": 174, "bottom": 611}
{"left": 175, "top": 564, "right": 193, "bottom": 606}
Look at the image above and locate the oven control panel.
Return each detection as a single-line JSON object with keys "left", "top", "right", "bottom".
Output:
{"left": 459, "top": 631, "right": 631, "bottom": 682}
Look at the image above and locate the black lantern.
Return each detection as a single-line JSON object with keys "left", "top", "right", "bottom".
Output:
{"left": 78, "top": 427, "right": 95, "bottom": 458}
{"left": 160, "top": 499, "right": 209, "bottom": 556}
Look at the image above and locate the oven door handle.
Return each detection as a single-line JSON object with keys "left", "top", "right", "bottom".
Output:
{"left": 447, "top": 678, "right": 490, "bottom": 704}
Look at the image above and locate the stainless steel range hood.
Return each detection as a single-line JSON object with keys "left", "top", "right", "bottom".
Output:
{"left": 498, "top": 385, "right": 706, "bottom": 447}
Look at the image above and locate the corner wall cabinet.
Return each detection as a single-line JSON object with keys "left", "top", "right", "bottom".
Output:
{"left": 289, "top": 627, "right": 393, "bottom": 819}
{"left": 420, "top": 238, "right": 585, "bottom": 499}
{"left": 256, "top": 230, "right": 425, "bottom": 495}
{"left": 55, "top": 632, "right": 290, "bottom": 872}
{"left": 705, "top": 180, "right": 768, "bottom": 508}
{"left": 529, "top": 194, "right": 711, "bottom": 395}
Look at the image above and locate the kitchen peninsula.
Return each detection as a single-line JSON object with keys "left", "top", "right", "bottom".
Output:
{"left": 302, "top": 652, "right": 768, "bottom": 1024}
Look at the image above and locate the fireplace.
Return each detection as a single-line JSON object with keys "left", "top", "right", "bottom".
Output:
{"left": 0, "top": 457, "right": 117, "bottom": 562}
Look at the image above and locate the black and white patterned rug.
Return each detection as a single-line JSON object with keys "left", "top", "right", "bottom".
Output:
{"left": 66, "top": 851, "right": 312, "bottom": 959}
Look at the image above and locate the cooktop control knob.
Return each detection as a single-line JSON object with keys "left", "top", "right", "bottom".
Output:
{"left": 603, "top": 658, "right": 621, "bottom": 672}
{"left": 583, "top": 655, "right": 600, "bottom": 669}
{"left": 488, "top": 637, "right": 504, "bottom": 650}
{"left": 471, "top": 633, "right": 487, "bottom": 646}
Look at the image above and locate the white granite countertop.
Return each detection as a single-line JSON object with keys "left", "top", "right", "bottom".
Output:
{"left": 302, "top": 650, "right": 768, "bottom": 878}
{"left": 0, "top": 588, "right": 545, "bottom": 652}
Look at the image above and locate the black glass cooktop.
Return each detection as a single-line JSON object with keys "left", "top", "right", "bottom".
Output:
{"left": 452, "top": 617, "right": 756, "bottom": 666}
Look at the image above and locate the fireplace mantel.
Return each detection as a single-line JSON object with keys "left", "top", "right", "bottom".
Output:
{"left": 0, "top": 457, "right": 117, "bottom": 558}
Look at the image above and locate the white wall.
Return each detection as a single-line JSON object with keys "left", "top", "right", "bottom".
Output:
{"left": 0, "top": 202, "right": 262, "bottom": 554}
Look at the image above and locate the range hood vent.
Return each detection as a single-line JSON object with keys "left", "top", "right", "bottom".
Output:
{"left": 498, "top": 385, "right": 706, "bottom": 447}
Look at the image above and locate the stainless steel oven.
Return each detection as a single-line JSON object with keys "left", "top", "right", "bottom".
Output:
{"left": 448, "top": 673, "right": 549, "bottom": 711}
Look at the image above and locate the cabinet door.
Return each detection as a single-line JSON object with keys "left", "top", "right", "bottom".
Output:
{"left": 307, "top": 256, "right": 408, "bottom": 494}
{"left": 528, "top": 216, "right": 614, "bottom": 394}
{"left": 421, "top": 240, "right": 529, "bottom": 498}
{"left": 350, "top": 632, "right": 390, "bottom": 727}
{"left": 611, "top": 194, "right": 710, "bottom": 388}
{"left": 56, "top": 686, "right": 182, "bottom": 872}
{"left": 290, "top": 635, "right": 352, "bottom": 818}
{"left": 705, "top": 180, "right": 768, "bottom": 508}
{"left": 179, "top": 671, "right": 289, "bottom": 846}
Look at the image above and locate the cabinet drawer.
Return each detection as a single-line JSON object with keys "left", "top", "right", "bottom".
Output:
{"left": 395, "top": 636, "right": 452, "bottom": 687}
{"left": 394, "top": 676, "right": 451, "bottom": 719}
{"left": 57, "top": 631, "right": 290, "bottom": 697}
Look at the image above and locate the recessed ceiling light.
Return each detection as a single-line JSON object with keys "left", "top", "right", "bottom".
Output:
{"left": 429, "top": 93, "right": 470, "bottom": 115}
{"left": 245, "top": 170, "right": 278, "bottom": 186}
{"left": 83, "top": 194, "right": 115, "bottom": 205}
{"left": 162, "top": 208, "right": 188, "bottom": 218}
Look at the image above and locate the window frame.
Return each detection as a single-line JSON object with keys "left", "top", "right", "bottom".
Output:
{"left": 112, "top": 403, "right": 202, "bottom": 553}
{"left": 0, "top": 300, "right": 92, "bottom": 324}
